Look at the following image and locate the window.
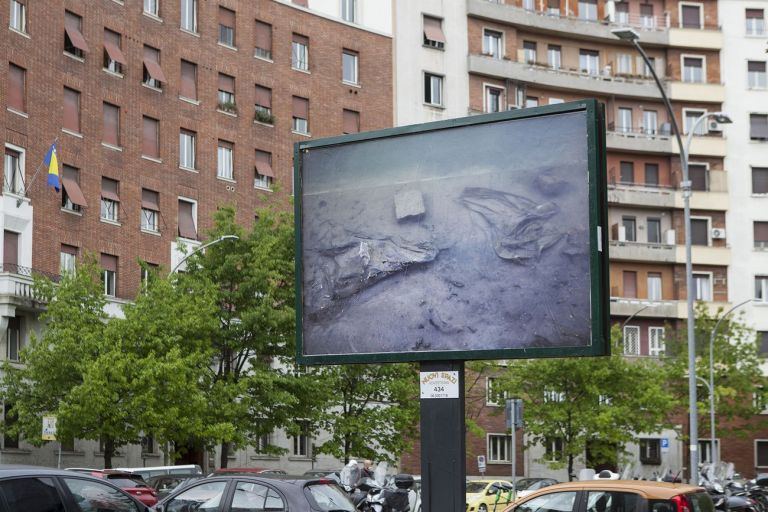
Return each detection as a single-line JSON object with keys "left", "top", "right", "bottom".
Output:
{"left": 141, "top": 189, "right": 160, "bottom": 232}
{"left": 63, "top": 87, "right": 81, "bottom": 134}
{"left": 255, "top": 432, "right": 271, "bottom": 453}
{"left": 254, "top": 20, "right": 272, "bottom": 60}
{"left": 178, "top": 199, "right": 197, "bottom": 240}
{"left": 486, "top": 377, "right": 508, "bottom": 406}
{"left": 618, "top": 107, "right": 632, "bottom": 132}
{"left": 578, "top": 0, "right": 597, "bottom": 20}
{"left": 615, "top": 1, "right": 629, "bottom": 24}
{"left": 100, "top": 177, "right": 120, "bottom": 223}
{"left": 619, "top": 161, "right": 634, "bottom": 183}
{"left": 755, "top": 168, "right": 768, "bottom": 194}
{"left": 9, "top": 0, "right": 26, "bottom": 33}
{"left": 546, "top": 0, "right": 560, "bottom": 16}
{"left": 423, "top": 16, "right": 445, "bottom": 49}
{"left": 522, "top": 41, "right": 537, "bottom": 64}
{"left": 179, "top": 129, "right": 196, "bottom": 169}
{"left": 217, "top": 140, "right": 234, "bottom": 180}
{"left": 580, "top": 49, "right": 599, "bottom": 75}
{"left": 684, "top": 110, "right": 707, "bottom": 135}
{"left": 103, "top": 29, "right": 126, "bottom": 75}
{"left": 682, "top": 57, "right": 704, "bottom": 83}
{"left": 60, "top": 245, "right": 77, "bottom": 275}
{"left": 140, "top": 263, "right": 158, "bottom": 288}
{"left": 64, "top": 11, "right": 89, "bottom": 59}
{"left": 342, "top": 50, "right": 358, "bottom": 84}
{"left": 647, "top": 272, "right": 662, "bottom": 300}
{"left": 623, "top": 325, "right": 640, "bottom": 355}
{"left": 343, "top": 109, "right": 360, "bottom": 134}
{"left": 642, "top": 110, "right": 658, "bottom": 135}
{"left": 144, "top": 0, "right": 159, "bottom": 17}
{"left": 6, "top": 316, "right": 20, "bottom": 362}
{"left": 3, "top": 231, "right": 18, "bottom": 274}
{"left": 255, "top": 150, "right": 274, "bottom": 189}
{"left": 755, "top": 276, "right": 768, "bottom": 302}
{"left": 699, "top": 439, "right": 718, "bottom": 463}
{"left": 645, "top": 163, "right": 659, "bottom": 187}
{"left": 180, "top": 0, "right": 197, "bottom": 32}
{"left": 292, "top": 422, "right": 311, "bottom": 457}
{"left": 689, "top": 164, "right": 708, "bottom": 190}
{"left": 101, "top": 254, "right": 118, "bottom": 297}
{"left": 292, "top": 33, "right": 309, "bottom": 71}
{"left": 1, "top": 477, "right": 70, "bottom": 510}
{"left": 758, "top": 440, "right": 768, "bottom": 467}
{"left": 549, "top": 97, "right": 564, "bottom": 105}
{"left": 748, "top": 61, "right": 767, "bottom": 89}
{"left": 544, "top": 438, "right": 564, "bottom": 462}
{"left": 746, "top": 8, "right": 765, "bottom": 35}
{"left": 164, "top": 481, "right": 227, "bottom": 511}
{"left": 681, "top": 4, "right": 702, "bottom": 29}
{"left": 547, "top": 45, "right": 561, "bottom": 69}
{"left": 61, "top": 165, "right": 87, "bottom": 212}
{"left": 649, "top": 327, "right": 665, "bottom": 356}
{"left": 488, "top": 434, "right": 510, "bottom": 462}
{"left": 526, "top": 96, "right": 539, "bottom": 108}
{"left": 622, "top": 216, "right": 636, "bottom": 242}
{"left": 217, "top": 73, "right": 236, "bottom": 114}
{"left": 616, "top": 53, "right": 632, "bottom": 75}
{"left": 292, "top": 96, "right": 309, "bottom": 134}
{"left": 647, "top": 219, "right": 661, "bottom": 244}
{"left": 254, "top": 85, "right": 273, "bottom": 124}
{"left": 102, "top": 102, "right": 120, "bottom": 147}
{"left": 7, "top": 64, "right": 25, "bottom": 113}
{"left": 141, "top": 433, "right": 155, "bottom": 454}
{"left": 341, "top": 0, "right": 356, "bottom": 22}
{"left": 180, "top": 60, "right": 197, "bottom": 101}
{"left": 641, "top": 4, "right": 655, "bottom": 28}
{"left": 523, "top": 0, "right": 534, "bottom": 10}
{"left": 759, "top": 332, "right": 768, "bottom": 358}
{"left": 623, "top": 271, "right": 637, "bottom": 298}
{"left": 756, "top": 222, "right": 768, "bottom": 249}
{"left": 424, "top": 74, "right": 443, "bottom": 106}
{"left": 233, "top": 482, "right": 284, "bottom": 511}
{"left": 483, "top": 29, "right": 502, "bottom": 59}
{"left": 544, "top": 390, "right": 565, "bottom": 402}
{"left": 641, "top": 56, "right": 656, "bottom": 78}
{"left": 693, "top": 273, "right": 712, "bottom": 301}
{"left": 639, "top": 439, "right": 661, "bottom": 464}
{"left": 3, "top": 146, "right": 24, "bottom": 195}
{"left": 691, "top": 218, "right": 709, "bottom": 246}
{"left": 485, "top": 87, "right": 503, "bottom": 113}
{"left": 143, "top": 45, "right": 166, "bottom": 89}
{"left": 751, "top": 114, "right": 768, "bottom": 141}
{"left": 63, "top": 478, "right": 139, "bottom": 511}
{"left": 218, "top": 6, "right": 235, "bottom": 47}
{"left": 142, "top": 116, "right": 160, "bottom": 159}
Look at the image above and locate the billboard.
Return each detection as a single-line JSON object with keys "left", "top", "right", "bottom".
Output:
{"left": 295, "top": 100, "right": 609, "bottom": 364}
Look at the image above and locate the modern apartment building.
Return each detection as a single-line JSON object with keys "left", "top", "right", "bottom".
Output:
{"left": 1, "top": 0, "right": 392, "bottom": 471}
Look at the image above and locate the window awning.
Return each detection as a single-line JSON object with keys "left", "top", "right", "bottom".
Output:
{"left": 104, "top": 39, "right": 127, "bottom": 65}
{"left": 143, "top": 58, "right": 167, "bottom": 83}
{"left": 101, "top": 178, "right": 119, "bottom": 202}
{"left": 62, "top": 168, "right": 88, "bottom": 207}
{"left": 141, "top": 189, "right": 160, "bottom": 211}
{"left": 178, "top": 202, "right": 197, "bottom": 239}
{"left": 65, "top": 26, "right": 90, "bottom": 53}
{"left": 100, "top": 254, "right": 117, "bottom": 272}
{"left": 255, "top": 151, "right": 274, "bottom": 178}
{"left": 423, "top": 16, "right": 445, "bottom": 43}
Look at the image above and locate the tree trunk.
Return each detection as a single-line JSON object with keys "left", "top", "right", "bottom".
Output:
{"left": 220, "top": 442, "right": 229, "bottom": 468}
{"left": 344, "top": 435, "right": 350, "bottom": 465}
{"left": 568, "top": 453, "right": 574, "bottom": 481}
{"left": 104, "top": 437, "right": 114, "bottom": 469}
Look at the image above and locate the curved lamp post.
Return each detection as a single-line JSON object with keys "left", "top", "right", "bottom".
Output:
{"left": 612, "top": 27, "right": 732, "bottom": 483}
{"left": 168, "top": 235, "right": 239, "bottom": 277}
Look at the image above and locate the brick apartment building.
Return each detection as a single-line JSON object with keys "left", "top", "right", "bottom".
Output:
{"left": 1, "top": 0, "right": 392, "bottom": 470}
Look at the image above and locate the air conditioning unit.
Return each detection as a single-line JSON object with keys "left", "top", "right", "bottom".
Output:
{"left": 711, "top": 228, "right": 726, "bottom": 239}
{"left": 708, "top": 120, "right": 724, "bottom": 132}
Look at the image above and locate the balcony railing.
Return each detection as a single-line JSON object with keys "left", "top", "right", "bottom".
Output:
{"left": 0, "top": 264, "right": 59, "bottom": 303}
{"left": 515, "top": 2, "right": 670, "bottom": 31}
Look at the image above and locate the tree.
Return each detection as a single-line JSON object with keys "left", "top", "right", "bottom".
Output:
{"left": 310, "top": 363, "right": 420, "bottom": 464}
{"left": 486, "top": 326, "right": 677, "bottom": 479}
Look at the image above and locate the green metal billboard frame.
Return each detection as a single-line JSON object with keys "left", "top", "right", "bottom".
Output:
{"left": 294, "top": 99, "right": 609, "bottom": 364}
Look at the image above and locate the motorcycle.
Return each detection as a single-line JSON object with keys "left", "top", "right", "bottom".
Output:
{"left": 700, "top": 462, "right": 763, "bottom": 512}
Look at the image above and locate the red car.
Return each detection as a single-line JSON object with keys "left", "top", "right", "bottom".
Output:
{"left": 84, "top": 470, "right": 159, "bottom": 507}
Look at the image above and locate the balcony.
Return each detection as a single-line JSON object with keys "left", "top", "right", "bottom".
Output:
{"left": 681, "top": 245, "right": 731, "bottom": 266}
{"left": 468, "top": 54, "right": 663, "bottom": 99}
{"left": 0, "top": 264, "right": 58, "bottom": 309}
{"left": 606, "top": 126, "right": 673, "bottom": 154}
{"left": 667, "top": 81, "right": 726, "bottom": 103}
{"left": 671, "top": 133, "right": 728, "bottom": 158}
{"left": 609, "top": 240, "right": 676, "bottom": 263}
{"left": 667, "top": 28, "right": 723, "bottom": 50}
{"left": 610, "top": 298, "right": 732, "bottom": 319}
{"left": 607, "top": 182, "right": 675, "bottom": 208}
{"left": 673, "top": 170, "right": 729, "bottom": 210}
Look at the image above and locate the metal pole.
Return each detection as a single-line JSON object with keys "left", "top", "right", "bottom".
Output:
{"left": 708, "top": 298, "right": 754, "bottom": 467}
{"left": 58, "top": 441, "right": 62, "bottom": 469}
{"left": 167, "top": 235, "right": 239, "bottom": 277}
{"left": 511, "top": 422, "right": 516, "bottom": 494}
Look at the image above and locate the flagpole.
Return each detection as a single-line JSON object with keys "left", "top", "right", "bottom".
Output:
{"left": 16, "top": 137, "right": 59, "bottom": 208}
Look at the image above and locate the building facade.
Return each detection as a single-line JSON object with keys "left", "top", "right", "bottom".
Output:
{"left": 1, "top": 0, "right": 392, "bottom": 471}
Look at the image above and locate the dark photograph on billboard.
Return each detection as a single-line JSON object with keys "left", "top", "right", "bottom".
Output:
{"left": 296, "top": 102, "right": 608, "bottom": 363}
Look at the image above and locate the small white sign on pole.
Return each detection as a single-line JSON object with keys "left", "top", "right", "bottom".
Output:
{"left": 42, "top": 416, "right": 57, "bottom": 441}
{"left": 419, "top": 371, "right": 460, "bottom": 399}
{"left": 477, "top": 455, "right": 487, "bottom": 474}
{"left": 661, "top": 438, "right": 670, "bottom": 452}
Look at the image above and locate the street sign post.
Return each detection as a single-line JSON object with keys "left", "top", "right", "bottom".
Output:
{"left": 478, "top": 455, "right": 486, "bottom": 476}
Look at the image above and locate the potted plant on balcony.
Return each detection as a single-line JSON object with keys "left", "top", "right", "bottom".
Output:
{"left": 254, "top": 109, "right": 275, "bottom": 125}
{"left": 218, "top": 101, "right": 238, "bottom": 115}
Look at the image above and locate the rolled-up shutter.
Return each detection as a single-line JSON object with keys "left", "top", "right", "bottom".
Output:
{"left": 142, "top": 116, "right": 159, "bottom": 158}
{"left": 255, "top": 21, "right": 272, "bottom": 54}
{"left": 218, "top": 73, "right": 234, "bottom": 93}
{"left": 178, "top": 200, "right": 196, "bottom": 239}
{"left": 292, "top": 96, "right": 308, "bottom": 119}
{"left": 180, "top": 60, "right": 197, "bottom": 100}
{"left": 103, "top": 102, "right": 120, "bottom": 147}
{"left": 101, "top": 177, "right": 119, "bottom": 201}
{"left": 141, "top": 189, "right": 159, "bottom": 211}
{"left": 343, "top": 109, "right": 359, "bottom": 134}
{"left": 255, "top": 150, "right": 274, "bottom": 178}
{"left": 8, "top": 64, "right": 25, "bottom": 112}
{"left": 255, "top": 85, "right": 271, "bottom": 108}
{"left": 100, "top": 253, "right": 117, "bottom": 272}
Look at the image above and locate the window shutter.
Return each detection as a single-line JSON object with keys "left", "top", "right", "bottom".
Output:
{"left": 63, "top": 88, "right": 80, "bottom": 132}
{"left": 219, "top": 6, "right": 235, "bottom": 26}
{"left": 755, "top": 222, "right": 768, "bottom": 243}
{"left": 103, "top": 29, "right": 127, "bottom": 65}
{"left": 292, "top": 96, "right": 309, "bottom": 119}
{"left": 689, "top": 165, "right": 707, "bottom": 191}
{"left": 691, "top": 219, "right": 709, "bottom": 245}
{"left": 753, "top": 168, "right": 768, "bottom": 194}
{"left": 218, "top": 73, "right": 234, "bottom": 93}
{"left": 143, "top": 45, "right": 167, "bottom": 83}
{"left": 100, "top": 254, "right": 117, "bottom": 272}
{"left": 640, "top": 4, "right": 653, "bottom": 16}
{"left": 746, "top": 9, "right": 763, "bottom": 19}
{"left": 64, "top": 11, "right": 90, "bottom": 52}
{"left": 180, "top": 60, "right": 197, "bottom": 99}
{"left": 178, "top": 201, "right": 197, "bottom": 239}
{"left": 748, "top": 61, "right": 766, "bottom": 72}
{"left": 343, "top": 109, "right": 360, "bottom": 134}
{"left": 3, "top": 231, "right": 19, "bottom": 267}
{"left": 681, "top": 5, "right": 700, "bottom": 28}
{"left": 61, "top": 165, "right": 88, "bottom": 207}
{"left": 103, "top": 102, "right": 120, "bottom": 146}
{"left": 142, "top": 117, "right": 160, "bottom": 158}
{"left": 61, "top": 244, "right": 78, "bottom": 256}
{"left": 255, "top": 85, "right": 272, "bottom": 108}
{"left": 8, "top": 64, "right": 24, "bottom": 111}
{"left": 423, "top": 16, "right": 446, "bottom": 43}
{"left": 623, "top": 271, "right": 637, "bottom": 298}
{"left": 255, "top": 21, "right": 272, "bottom": 52}
{"left": 255, "top": 151, "right": 275, "bottom": 177}
{"left": 292, "top": 33, "right": 309, "bottom": 46}
{"left": 101, "top": 177, "right": 119, "bottom": 201}
{"left": 141, "top": 189, "right": 160, "bottom": 211}
{"left": 751, "top": 114, "right": 768, "bottom": 139}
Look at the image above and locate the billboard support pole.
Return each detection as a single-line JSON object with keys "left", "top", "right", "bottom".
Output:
{"left": 420, "top": 360, "right": 466, "bottom": 512}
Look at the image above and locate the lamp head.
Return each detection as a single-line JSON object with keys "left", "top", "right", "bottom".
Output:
{"left": 712, "top": 113, "right": 732, "bottom": 124}
{"left": 611, "top": 28, "right": 640, "bottom": 42}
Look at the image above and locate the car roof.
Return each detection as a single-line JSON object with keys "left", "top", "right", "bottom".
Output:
{"left": 514, "top": 480, "right": 705, "bottom": 501}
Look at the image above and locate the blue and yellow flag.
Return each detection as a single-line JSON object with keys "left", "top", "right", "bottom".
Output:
{"left": 44, "top": 142, "right": 60, "bottom": 192}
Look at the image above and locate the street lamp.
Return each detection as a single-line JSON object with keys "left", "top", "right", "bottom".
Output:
{"left": 707, "top": 299, "right": 755, "bottom": 467}
{"left": 612, "top": 27, "right": 732, "bottom": 484}
{"left": 168, "top": 235, "right": 239, "bottom": 277}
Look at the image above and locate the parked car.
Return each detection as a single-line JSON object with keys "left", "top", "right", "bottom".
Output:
{"left": 210, "top": 467, "right": 288, "bottom": 476}
{"left": 303, "top": 469, "right": 337, "bottom": 478}
{"left": 0, "top": 464, "right": 154, "bottom": 511}
{"left": 147, "top": 473, "right": 204, "bottom": 499}
{"left": 74, "top": 469, "right": 159, "bottom": 507}
{"left": 502, "top": 479, "right": 715, "bottom": 512}
{"left": 155, "top": 474, "right": 357, "bottom": 511}
{"left": 113, "top": 464, "right": 203, "bottom": 481}
{"left": 467, "top": 479, "right": 515, "bottom": 512}
{"left": 514, "top": 477, "right": 559, "bottom": 498}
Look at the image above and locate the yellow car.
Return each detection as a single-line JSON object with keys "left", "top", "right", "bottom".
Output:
{"left": 466, "top": 479, "right": 515, "bottom": 512}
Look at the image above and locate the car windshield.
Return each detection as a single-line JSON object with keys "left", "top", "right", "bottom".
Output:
{"left": 515, "top": 479, "right": 539, "bottom": 490}
{"left": 467, "top": 482, "right": 490, "bottom": 493}
{"left": 106, "top": 476, "right": 148, "bottom": 488}
{"left": 307, "top": 483, "right": 356, "bottom": 512}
